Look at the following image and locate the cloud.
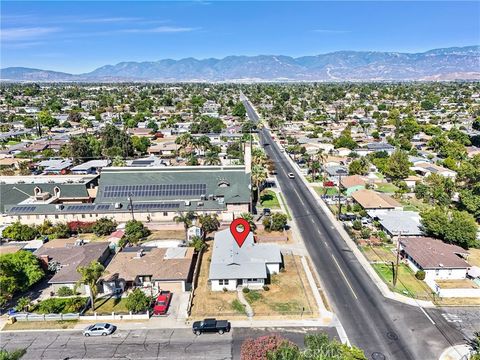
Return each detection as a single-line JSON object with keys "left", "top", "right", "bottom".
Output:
{"left": 2, "top": 41, "right": 46, "bottom": 49}
{"left": 1, "top": 27, "right": 60, "bottom": 41}
{"left": 120, "top": 26, "right": 199, "bottom": 34}
{"left": 312, "top": 29, "right": 351, "bottom": 34}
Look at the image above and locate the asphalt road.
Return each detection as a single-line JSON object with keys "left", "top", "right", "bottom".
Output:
{"left": 0, "top": 327, "right": 338, "bottom": 360}
{"left": 241, "top": 96, "right": 479, "bottom": 360}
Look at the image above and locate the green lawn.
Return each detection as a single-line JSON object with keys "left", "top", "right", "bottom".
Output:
{"left": 278, "top": 193, "right": 292, "bottom": 221}
{"left": 399, "top": 197, "right": 432, "bottom": 213}
{"left": 314, "top": 187, "right": 338, "bottom": 196}
{"left": 372, "top": 263, "right": 433, "bottom": 300}
{"left": 86, "top": 297, "right": 130, "bottom": 315}
{"left": 260, "top": 190, "right": 280, "bottom": 208}
{"left": 376, "top": 183, "right": 398, "bottom": 193}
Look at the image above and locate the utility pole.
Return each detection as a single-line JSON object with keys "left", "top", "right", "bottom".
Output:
{"left": 337, "top": 169, "right": 347, "bottom": 220}
{"left": 127, "top": 195, "right": 135, "bottom": 221}
{"left": 393, "top": 231, "right": 402, "bottom": 288}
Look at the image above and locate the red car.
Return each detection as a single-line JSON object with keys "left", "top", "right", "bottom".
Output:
{"left": 153, "top": 291, "right": 172, "bottom": 316}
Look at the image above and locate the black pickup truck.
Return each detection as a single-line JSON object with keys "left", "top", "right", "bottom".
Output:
{"left": 192, "top": 318, "right": 231, "bottom": 335}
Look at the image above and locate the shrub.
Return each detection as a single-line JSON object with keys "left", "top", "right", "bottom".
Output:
{"left": 361, "top": 228, "right": 371, "bottom": 239}
{"left": 415, "top": 270, "right": 426, "bottom": 280}
{"left": 52, "top": 223, "right": 71, "bottom": 238}
{"left": 15, "top": 297, "right": 31, "bottom": 312}
{"left": 125, "top": 288, "right": 150, "bottom": 313}
{"left": 241, "top": 335, "right": 295, "bottom": 360}
{"left": 222, "top": 287, "right": 228, "bottom": 292}
{"left": 2, "top": 222, "right": 39, "bottom": 241}
{"left": 92, "top": 218, "right": 117, "bottom": 236}
{"left": 123, "top": 220, "right": 151, "bottom": 244}
{"left": 242, "top": 287, "right": 250, "bottom": 294}
{"left": 67, "top": 221, "right": 94, "bottom": 234}
{"left": 57, "top": 286, "right": 74, "bottom": 297}
{"left": 246, "top": 291, "right": 262, "bottom": 302}
{"left": 263, "top": 213, "right": 288, "bottom": 232}
{"left": 263, "top": 285, "right": 270, "bottom": 291}
{"left": 35, "top": 297, "right": 87, "bottom": 314}
{"left": 352, "top": 220, "right": 362, "bottom": 231}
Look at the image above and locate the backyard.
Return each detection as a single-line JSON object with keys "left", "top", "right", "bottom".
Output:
{"left": 189, "top": 245, "right": 318, "bottom": 319}
{"left": 375, "top": 183, "right": 398, "bottom": 193}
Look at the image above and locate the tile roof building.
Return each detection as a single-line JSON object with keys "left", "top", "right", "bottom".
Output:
{"left": 351, "top": 189, "right": 402, "bottom": 210}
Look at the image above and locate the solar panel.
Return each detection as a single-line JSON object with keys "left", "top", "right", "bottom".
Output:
{"left": 96, "top": 204, "right": 111, "bottom": 211}
{"left": 132, "top": 203, "right": 180, "bottom": 211}
{"left": 103, "top": 184, "right": 207, "bottom": 198}
{"left": 65, "top": 205, "right": 96, "bottom": 212}
{"left": 10, "top": 206, "right": 36, "bottom": 213}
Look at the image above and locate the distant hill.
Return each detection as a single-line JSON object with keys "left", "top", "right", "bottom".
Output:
{"left": 2, "top": 46, "right": 479, "bottom": 82}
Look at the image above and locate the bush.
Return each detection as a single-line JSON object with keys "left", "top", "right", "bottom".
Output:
{"left": 2, "top": 222, "right": 39, "bottom": 241}
{"left": 415, "top": 270, "right": 426, "bottom": 280}
{"left": 125, "top": 288, "right": 150, "bottom": 313}
{"left": 263, "top": 213, "right": 288, "bottom": 232}
{"left": 361, "top": 228, "right": 371, "bottom": 239}
{"left": 263, "top": 285, "right": 270, "bottom": 291}
{"left": 67, "top": 221, "right": 94, "bottom": 234}
{"left": 15, "top": 296, "right": 31, "bottom": 312}
{"left": 242, "top": 287, "right": 250, "bottom": 294}
{"left": 231, "top": 299, "right": 246, "bottom": 314}
{"left": 123, "top": 220, "right": 151, "bottom": 244}
{"left": 92, "top": 218, "right": 117, "bottom": 236}
{"left": 35, "top": 297, "right": 87, "bottom": 314}
{"left": 222, "top": 287, "right": 228, "bottom": 292}
{"left": 241, "top": 335, "right": 295, "bottom": 360}
{"left": 57, "top": 286, "right": 74, "bottom": 297}
{"left": 52, "top": 223, "right": 71, "bottom": 238}
{"left": 352, "top": 220, "right": 362, "bottom": 231}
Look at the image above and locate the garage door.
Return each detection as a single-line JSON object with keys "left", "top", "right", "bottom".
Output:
{"left": 156, "top": 281, "right": 184, "bottom": 293}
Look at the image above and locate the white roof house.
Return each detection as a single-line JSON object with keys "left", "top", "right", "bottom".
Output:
{"left": 208, "top": 228, "right": 282, "bottom": 291}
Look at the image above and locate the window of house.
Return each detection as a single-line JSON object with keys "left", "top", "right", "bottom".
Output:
{"left": 219, "top": 279, "right": 229, "bottom": 285}
{"left": 55, "top": 215, "right": 59, "bottom": 219}
{"left": 435, "top": 269, "right": 439, "bottom": 275}
{"left": 163, "top": 212, "right": 168, "bottom": 216}
{"left": 81, "top": 214, "right": 85, "bottom": 218}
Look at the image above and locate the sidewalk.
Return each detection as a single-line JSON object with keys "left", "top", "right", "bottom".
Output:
{"left": 277, "top": 137, "right": 434, "bottom": 308}
{"left": 439, "top": 345, "right": 472, "bottom": 360}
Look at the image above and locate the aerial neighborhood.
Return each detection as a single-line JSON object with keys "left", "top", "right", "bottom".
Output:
{"left": 1, "top": 80, "right": 480, "bottom": 360}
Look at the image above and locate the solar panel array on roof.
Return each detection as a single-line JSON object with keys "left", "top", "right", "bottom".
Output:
{"left": 95, "top": 204, "right": 111, "bottom": 211}
{"left": 9, "top": 206, "right": 36, "bottom": 213}
{"left": 103, "top": 184, "right": 207, "bottom": 198}
{"left": 65, "top": 204, "right": 96, "bottom": 211}
{"left": 132, "top": 203, "right": 180, "bottom": 210}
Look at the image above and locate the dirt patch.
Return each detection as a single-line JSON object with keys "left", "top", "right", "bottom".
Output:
{"left": 3, "top": 320, "right": 78, "bottom": 331}
{"left": 434, "top": 297, "right": 480, "bottom": 306}
{"left": 146, "top": 229, "right": 185, "bottom": 240}
{"left": 436, "top": 280, "right": 480, "bottom": 289}
{"left": 468, "top": 249, "right": 480, "bottom": 268}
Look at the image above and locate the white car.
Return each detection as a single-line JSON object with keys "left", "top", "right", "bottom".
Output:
{"left": 83, "top": 323, "right": 116, "bottom": 337}
{"left": 287, "top": 173, "right": 295, "bottom": 179}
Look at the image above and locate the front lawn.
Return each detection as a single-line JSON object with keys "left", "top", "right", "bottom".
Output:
{"left": 372, "top": 263, "right": 433, "bottom": 300}
{"left": 259, "top": 190, "right": 280, "bottom": 209}
{"left": 360, "top": 245, "right": 396, "bottom": 263}
{"left": 376, "top": 183, "right": 398, "bottom": 193}
{"left": 85, "top": 297, "right": 130, "bottom": 315}
{"left": 314, "top": 187, "right": 338, "bottom": 197}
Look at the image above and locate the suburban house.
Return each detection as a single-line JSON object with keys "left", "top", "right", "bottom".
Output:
{"left": 70, "top": 160, "right": 111, "bottom": 175}
{"left": 400, "top": 237, "right": 470, "bottom": 281}
{"left": 34, "top": 240, "right": 111, "bottom": 294}
{"left": 340, "top": 175, "right": 366, "bottom": 196}
{"left": 209, "top": 228, "right": 282, "bottom": 291}
{"left": 99, "top": 246, "right": 195, "bottom": 294}
{"left": 36, "top": 159, "right": 73, "bottom": 175}
{"left": 351, "top": 189, "right": 402, "bottom": 211}
{"left": 410, "top": 161, "right": 457, "bottom": 179}
{"left": 355, "top": 142, "right": 395, "bottom": 156}
{"left": 367, "top": 210, "right": 423, "bottom": 237}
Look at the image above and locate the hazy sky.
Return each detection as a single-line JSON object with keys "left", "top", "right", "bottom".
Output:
{"left": 1, "top": 1, "right": 479, "bottom": 73}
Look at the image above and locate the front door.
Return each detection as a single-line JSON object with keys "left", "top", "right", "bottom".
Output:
{"left": 237, "top": 279, "right": 243, "bottom": 286}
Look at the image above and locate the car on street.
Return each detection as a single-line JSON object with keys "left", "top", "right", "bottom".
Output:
{"left": 153, "top": 291, "right": 172, "bottom": 316}
{"left": 192, "top": 318, "right": 231, "bottom": 335}
{"left": 83, "top": 323, "right": 116, "bottom": 337}
{"left": 287, "top": 173, "right": 295, "bottom": 179}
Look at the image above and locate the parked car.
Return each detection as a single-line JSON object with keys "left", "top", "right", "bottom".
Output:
{"left": 263, "top": 208, "right": 271, "bottom": 216}
{"left": 153, "top": 291, "right": 172, "bottom": 316}
{"left": 83, "top": 323, "right": 116, "bottom": 337}
{"left": 287, "top": 173, "right": 295, "bottom": 179}
{"left": 339, "top": 213, "right": 357, "bottom": 221}
{"left": 192, "top": 318, "right": 231, "bottom": 335}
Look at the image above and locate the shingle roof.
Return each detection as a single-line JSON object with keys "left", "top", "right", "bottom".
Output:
{"left": 368, "top": 210, "right": 422, "bottom": 236}
{"left": 101, "top": 247, "right": 194, "bottom": 282}
{"left": 209, "top": 229, "right": 282, "bottom": 280}
{"left": 352, "top": 189, "right": 401, "bottom": 209}
{"left": 340, "top": 175, "right": 366, "bottom": 188}
{"left": 400, "top": 237, "right": 470, "bottom": 269}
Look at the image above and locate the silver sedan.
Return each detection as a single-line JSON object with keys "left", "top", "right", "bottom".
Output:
{"left": 83, "top": 323, "right": 116, "bottom": 337}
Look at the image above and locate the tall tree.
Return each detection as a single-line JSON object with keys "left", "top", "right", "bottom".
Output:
{"left": 77, "top": 261, "right": 104, "bottom": 311}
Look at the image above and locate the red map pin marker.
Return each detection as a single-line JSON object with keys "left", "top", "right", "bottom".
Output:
{"left": 230, "top": 218, "right": 250, "bottom": 248}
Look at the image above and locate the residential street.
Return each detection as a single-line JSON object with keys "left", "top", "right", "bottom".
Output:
{"left": 0, "top": 327, "right": 339, "bottom": 360}
{"left": 242, "top": 97, "right": 480, "bottom": 360}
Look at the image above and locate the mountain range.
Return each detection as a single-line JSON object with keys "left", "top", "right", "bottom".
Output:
{"left": 2, "top": 46, "right": 479, "bottom": 82}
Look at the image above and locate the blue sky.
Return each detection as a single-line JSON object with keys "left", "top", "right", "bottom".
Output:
{"left": 1, "top": 1, "right": 479, "bottom": 73}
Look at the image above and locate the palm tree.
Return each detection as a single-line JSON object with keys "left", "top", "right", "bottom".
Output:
{"left": 173, "top": 211, "right": 196, "bottom": 240}
{"left": 239, "top": 213, "right": 256, "bottom": 232}
{"left": 251, "top": 164, "right": 268, "bottom": 203}
{"left": 194, "top": 135, "right": 211, "bottom": 155}
{"left": 77, "top": 261, "right": 105, "bottom": 311}
{"left": 204, "top": 151, "right": 221, "bottom": 165}
{"left": 197, "top": 214, "right": 220, "bottom": 241}
{"left": 315, "top": 149, "right": 327, "bottom": 181}
{"left": 175, "top": 133, "right": 194, "bottom": 156}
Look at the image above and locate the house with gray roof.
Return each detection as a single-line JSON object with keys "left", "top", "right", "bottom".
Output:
{"left": 71, "top": 160, "right": 111, "bottom": 174}
{"left": 209, "top": 228, "right": 282, "bottom": 291}
{"left": 367, "top": 210, "right": 423, "bottom": 237}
